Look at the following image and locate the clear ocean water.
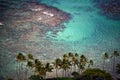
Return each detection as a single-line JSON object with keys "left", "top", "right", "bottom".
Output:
{"left": 40, "top": 0, "right": 120, "bottom": 54}
{"left": 0, "top": 0, "right": 120, "bottom": 78}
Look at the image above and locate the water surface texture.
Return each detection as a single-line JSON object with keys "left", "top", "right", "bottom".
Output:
{"left": 0, "top": 0, "right": 120, "bottom": 78}
{"left": 41, "top": 0, "right": 120, "bottom": 52}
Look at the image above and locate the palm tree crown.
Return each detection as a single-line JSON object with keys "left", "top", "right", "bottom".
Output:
{"left": 16, "top": 53, "right": 26, "bottom": 61}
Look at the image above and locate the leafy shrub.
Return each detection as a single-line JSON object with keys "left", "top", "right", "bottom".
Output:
{"left": 29, "top": 75, "right": 43, "bottom": 80}
{"left": 80, "top": 68, "right": 113, "bottom": 80}
{"left": 59, "top": 77, "right": 73, "bottom": 80}
{"left": 7, "top": 78, "right": 14, "bottom": 80}
{"left": 71, "top": 71, "right": 79, "bottom": 78}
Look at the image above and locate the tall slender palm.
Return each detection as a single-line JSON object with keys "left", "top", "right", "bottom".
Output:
{"left": 42, "top": 63, "right": 53, "bottom": 79}
{"left": 45, "top": 63, "right": 53, "bottom": 72}
{"left": 112, "top": 50, "right": 119, "bottom": 73}
{"left": 103, "top": 53, "right": 109, "bottom": 70}
{"left": 28, "top": 58, "right": 53, "bottom": 80}
{"left": 80, "top": 55, "right": 87, "bottom": 66}
{"left": 61, "top": 58, "right": 70, "bottom": 77}
{"left": 63, "top": 53, "right": 69, "bottom": 77}
{"left": 68, "top": 52, "right": 73, "bottom": 62}
{"left": 74, "top": 53, "right": 79, "bottom": 71}
{"left": 34, "top": 59, "right": 44, "bottom": 76}
{"left": 26, "top": 53, "right": 34, "bottom": 79}
{"left": 72, "top": 55, "right": 78, "bottom": 71}
{"left": 88, "top": 60, "right": 94, "bottom": 68}
{"left": 53, "top": 58, "right": 62, "bottom": 78}
{"left": 27, "top": 60, "right": 35, "bottom": 77}
{"left": 16, "top": 53, "right": 26, "bottom": 80}
{"left": 78, "top": 54, "right": 87, "bottom": 73}
{"left": 68, "top": 52, "right": 73, "bottom": 75}
{"left": 27, "top": 60, "right": 34, "bottom": 75}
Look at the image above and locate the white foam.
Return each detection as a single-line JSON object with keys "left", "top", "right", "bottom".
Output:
{"left": 0, "top": 22, "right": 3, "bottom": 25}
{"left": 31, "top": 8, "right": 42, "bottom": 11}
{"left": 43, "top": 11, "right": 54, "bottom": 17}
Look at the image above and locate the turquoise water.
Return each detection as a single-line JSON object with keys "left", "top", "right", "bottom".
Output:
{"left": 40, "top": 0, "right": 120, "bottom": 53}
{"left": 43, "top": 0, "right": 96, "bottom": 42}
{"left": 0, "top": 0, "right": 120, "bottom": 78}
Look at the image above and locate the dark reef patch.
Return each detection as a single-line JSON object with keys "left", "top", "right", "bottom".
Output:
{"left": 93, "top": 0, "right": 120, "bottom": 20}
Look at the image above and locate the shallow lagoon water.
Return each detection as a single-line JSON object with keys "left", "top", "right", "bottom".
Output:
{"left": 43, "top": 0, "right": 96, "bottom": 42}
{"left": 40, "top": 0, "right": 120, "bottom": 53}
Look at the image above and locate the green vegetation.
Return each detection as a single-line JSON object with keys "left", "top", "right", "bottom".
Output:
{"left": 71, "top": 71, "right": 79, "bottom": 79}
{"left": 58, "top": 77, "right": 73, "bottom": 80}
{"left": 8, "top": 50, "right": 120, "bottom": 80}
{"left": 81, "top": 68, "right": 113, "bottom": 80}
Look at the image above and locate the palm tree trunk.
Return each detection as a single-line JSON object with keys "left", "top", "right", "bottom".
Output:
{"left": 21, "top": 62, "right": 24, "bottom": 80}
{"left": 113, "top": 57, "right": 116, "bottom": 73}
{"left": 56, "top": 69, "right": 58, "bottom": 78}
{"left": 103, "top": 60, "right": 105, "bottom": 70}
{"left": 73, "top": 64, "right": 76, "bottom": 71}
{"left": 19, "top": 62, "right": 21, "bottom": 80}
{"left": 69, "top": 66, "right": 72, "bottom": 77}
{"left": 65, "top": 70, "right": 66, "bottom": 77}
{"left": 67, "top": 69, "right": 69, "bottom": 77}
{"left": 78, "top": 65, "right": 81, "bottom": 74}
{"left": 25, "top": 67, "right": 28, "bottom": 80}
{"left": 16, "top": 65, "right": 20, "bottom": 80}
{"left": 62, "top": 70, "right": 64, "bottom": 77}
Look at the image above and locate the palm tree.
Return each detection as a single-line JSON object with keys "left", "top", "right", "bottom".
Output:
{"left": 28, "top": 53, "right": 34, "bottom": 60}
{"left": 37, "top": 66, "right": 45, "bottom": 79}
{"left": 16, "top": 53, "right": 26, "bottom": 62}
{"left": 26, "top": 53, "right": 34, "bottom": 80}
{"left": 34, "top": 59, "right": 44, "bottom": 75}
{"left": 27, "top": 58, "right": 46, "bottom": 79}
{"left": 63, "top": 54, "right": 68, "bottom": 60}
{"left": 74, "top": 53, "right": 79, "bottom": 71}
{"left": 78, "top": 55, "right": 87, "bottom": 73}
{"left": 72, "top": 55, "right": 78, "bottom": 71}
{"left": 68, "top": 52, "right": 73, "bottom": 57}
{"left": 68, "top": 52, "right": 73, "bottom": 62}
{"left": 27, "top": 61, "right": 34, "bottom": 68}
{"left": 68, "top": 52, "right": 73, "bottom": 75}
{"left": 53, "top": 58, "right": 62, "bottom": 78}
{"left": 88, "top": 60, "right": 94, "bottom": 68}
{"left": 103, "top": 53, "right": 109, "bottom": 70}
{"left": 75, "top": 53, "right": 79, "bottom": 58}
{"left": 61, "top": 58, "right": 70, "bottom": 77}
{"left": 112, "top": 50, "right": 119, "bottom": 73}
{"left": 44, "top": 63, "right": 53, "bottom": 78}
{"left": 27, "top": 60, "right": 34, "bottom": 76}
{"left": 16, "top": 53, "right": 26, "bottom": 80}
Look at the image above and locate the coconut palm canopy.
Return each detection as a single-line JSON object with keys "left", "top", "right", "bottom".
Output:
{"left": 0, "top": 0, "right": 120, "bottom": 79}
